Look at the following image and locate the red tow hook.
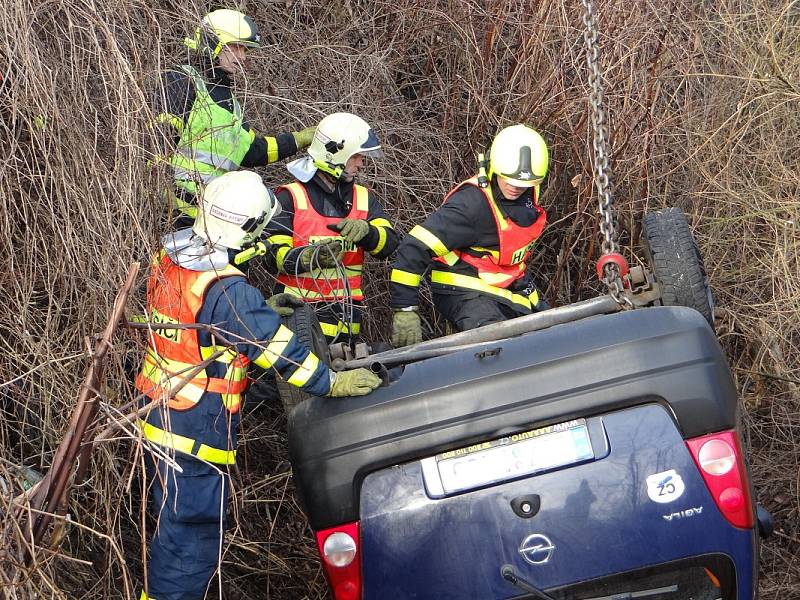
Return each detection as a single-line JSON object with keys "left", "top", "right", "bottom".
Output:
{"left": 596, "top": 253, "right": 629, "bottom": 286}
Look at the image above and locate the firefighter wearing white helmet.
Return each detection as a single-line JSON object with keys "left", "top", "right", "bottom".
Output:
{"left": 135, "top": 171, "right": 381, "bottom": 600}
{"left": 390, "top": 124, "right": 551, "bottom": 347}
{"left": 264, "top": 113, "right": 399, "bottom": 344}
{"left": 153, "top": 9, "right": 318, "bottom": 227}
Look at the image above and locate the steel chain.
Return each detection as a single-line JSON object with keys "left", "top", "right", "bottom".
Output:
{"left": 580, "top": 0, "right": 632, "bottom": 308}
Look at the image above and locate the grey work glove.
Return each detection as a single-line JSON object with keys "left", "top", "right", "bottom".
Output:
{"left": 391, "top": 309, "right": 422, "bottom": 347}
{"left": 291, "top": 126, "right": 316, "bottom": 150}
{"left": 266, "top": 293, "right": 305, "bottom": 317}
{"left": 298, "top": 240, "right": 343, "bottom": 270}
{"left": 328, "top": 368, "right": 382, "bottom": 397}
{"left": 328, "top": 218, "right": 370, "bottom": 244}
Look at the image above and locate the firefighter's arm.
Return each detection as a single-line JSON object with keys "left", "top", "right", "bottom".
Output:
{"left": 241, "top": 124, "right": 314, "bottom": 167}
{"left": 389, "top": 197, "right": 479, "bottom": 309}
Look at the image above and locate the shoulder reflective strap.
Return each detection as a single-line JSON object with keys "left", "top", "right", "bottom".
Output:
{"left": 283, "top": 182, "right": 309, "bottom": 211}
{"left": 178, "top": 64, "right": 208, "bottom": 96}
{"left": 480, "top": 182, "right": 509, "bottom": 232}
{"left": 189, "top": 264, "right": 244, "bottom": 296}
{"left": 353, "top": 185, "right": 370, "bottom": 213}
{"left": 408, "top": 225, "right": 449, "bottom": 256}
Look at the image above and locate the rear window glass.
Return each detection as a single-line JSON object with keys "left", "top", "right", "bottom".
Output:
{"left": 545, "top": 554, "right": 735, "bottom": 600}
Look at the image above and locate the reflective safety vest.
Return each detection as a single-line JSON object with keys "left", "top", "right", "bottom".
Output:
{"left": 135, "top": 252, "right": 250, "bottom": 415}
{"left": 170, "top": 65, "right": 252, "bottom": 212}
{"left": 275, "top": 182, "right": 369, "bottom": 302}
{"left": 434, "top": 177, "right": 546, "bottom": 289}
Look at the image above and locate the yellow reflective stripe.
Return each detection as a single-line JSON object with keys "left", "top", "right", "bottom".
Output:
{"left": 281, "top": 287, "right": 363, "bottom": 300}
{"left": 138, "top": 420, "right": 236, "bottom": 465}
{"left": 471, "top": 246, "right": 500, "bottom": 258}
{"left": 199, "top": 345, "right": 239, "bottom": 364}
{"left": 276, "top": 246, "right": 291, "bottom": 271}
{"left": 430, "top": 271, "right": 532, "bottom": 309}
{"left": 482, "top": 185, "right": 509, "bottom": 231}
{"left": 354, "top": 185, "right": 369, "bottom": 211}
{"left": 319, "top": 321, "right": 361, "bottom": 336}
{"left": 369, "top": 218, "right": 392, "bottom": 229}
{"left": 140, "top": 354, "right": 206, "bottom": 403}
{"left": 190, "top": 264, "right": 244, "bottom": 295}
{"left": 286, "top": 352, "right": 320, "bottom": 386}
{"left": 439, "top": 251, "right": 459, "bottom": 266}
{"left": 156, "top": 112, "right": 184, "bottom": 134}
{"left": 529, "top": 288, "right": 540, "bottom": 305}
{"left": 390, "top": 269, "right": 422, "bottom": 287}
{"left": 268, "top": 234, "right": 293, "bottom": 246}
{"left": 256, "top": 324, "right": 293, "bottom": 368}
{"left": 266, "top": 136, "right": 279, "bottom": 163}
{"left": 285, "top": 182, "right": 308, "bottom": 210}
{"left": 478, "top": 271, "right": 515, "bottom": 286}
{"left": 409, "top": 225, "right": 449, "bottom": 256}
{"left": 196, "top": 444, "right": 237, "bottom": 464}
{"left": 370, "top": 223, "right": 387, "bottom": 255}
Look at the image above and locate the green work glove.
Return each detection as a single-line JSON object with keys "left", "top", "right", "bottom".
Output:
{"left": 330, "top": 218, "right": 370, "bottom": 244}
{"left": 266, "top": 293, "right": 305, "bottom": 317}
{"left": 292, "top": 126, "right": 316, "bottom": 150}
{"left": 391, "top": 309, "right": 422, "bottom": 347}
{"left": 328, "top": 368, "right": 382, "bottom": 397}
{"left": 298, "top": 240, "right": 343, "bottom": 270}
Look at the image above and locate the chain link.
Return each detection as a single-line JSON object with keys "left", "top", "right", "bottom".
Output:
{"left": 580, "top": 0, "right": 631, "bottom": 308}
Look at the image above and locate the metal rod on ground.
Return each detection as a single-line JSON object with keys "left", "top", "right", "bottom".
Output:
{"left": 24, "top": 262, "right": 139, "bottom": 563}
{"left": 341, "top": 295, "right": 621, "bottom": 370}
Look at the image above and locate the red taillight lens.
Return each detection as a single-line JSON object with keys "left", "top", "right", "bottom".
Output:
{"left": 686, "top": 430, "right": 754, "bottom": 529}
{"left": 315, "top": 521, "right": 361, "bottom": 600}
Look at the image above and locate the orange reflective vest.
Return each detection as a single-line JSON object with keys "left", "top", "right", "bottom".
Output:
{"left": 434, "top": 177, "right": 546, "bottom": 288}
{"left": 135, "top": 252, "right": 250, "bottom": 414}
{"left": 275, "top": 182, "right": 369, "bottom": 301}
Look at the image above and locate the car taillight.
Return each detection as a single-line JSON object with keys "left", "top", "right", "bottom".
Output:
{"left": 686, "top": 430, "right": 753, "bottom": 529}
{"left": 315, "top": 521, "right": 361, "bottom": 600}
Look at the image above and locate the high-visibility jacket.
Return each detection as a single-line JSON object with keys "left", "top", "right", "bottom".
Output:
{"left": 169, "top": 65, "right": 252, "bottom": 205}
{"left": 135, "top": 252, "right": 249, "bottom": 415}
{"left": 275, "top": 182, "right": 369, "bottom": 301}
{"left": 432, "top": 177, "right": 546, "bottom": 289}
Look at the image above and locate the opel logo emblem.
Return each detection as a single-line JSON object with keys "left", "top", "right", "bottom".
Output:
{"left": 519, "top": 533, "right": 555, "bottom": 565}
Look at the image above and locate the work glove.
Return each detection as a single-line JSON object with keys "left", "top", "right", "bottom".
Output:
{"left": 328, "top": 219, "right": 370, "bottom": 244}
{"left": 266, "top": 293, "right": 305, "bottom": 317}
{"left": 292, "top": 126, "right": 316, "bottom": 150}
{"left": 298, "top": 240, "right": 343, "bottom": 270}
{"left": 391, "top": 308, "right": 422, "bottom": 347}
{"left": 328, "top": 368, "right": 382, "bottom": 397}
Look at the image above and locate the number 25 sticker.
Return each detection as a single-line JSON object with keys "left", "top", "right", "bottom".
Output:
{"left": 646, "top": 469, "right": 685, "bottom": 504}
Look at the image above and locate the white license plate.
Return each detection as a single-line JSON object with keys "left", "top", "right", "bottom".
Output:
{"left": 421, "top": 419, "right": 595, "bottom": 496}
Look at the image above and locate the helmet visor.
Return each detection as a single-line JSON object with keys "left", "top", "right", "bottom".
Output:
{"left": 358, "top": 128, "right": 384, "bottom": 158}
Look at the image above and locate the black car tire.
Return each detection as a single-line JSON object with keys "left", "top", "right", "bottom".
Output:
{"left": 276, "top": 303, "right": 331, "bottom": 413}
{"left": 642, "top": 207, "right": 714, "bottom": 327}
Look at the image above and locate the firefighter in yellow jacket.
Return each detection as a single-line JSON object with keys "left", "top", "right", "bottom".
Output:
{"left": 264, "top": 112, "right": 398, "bottom": 343}
{"left": 135, "top": 171, "right": 381, "bottom": 600}
{"left": 154, "top": 9, "right": 316, "bottom": 226}
{"left": 390, "top": 124, "right": 550, "bottom": 346}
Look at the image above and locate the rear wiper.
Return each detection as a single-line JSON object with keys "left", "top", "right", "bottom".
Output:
{"left": 501, "top": 565, "right": 557, "bottom": 600}
{"left": 582, "top": 585, "right": 679, "bottom": 599}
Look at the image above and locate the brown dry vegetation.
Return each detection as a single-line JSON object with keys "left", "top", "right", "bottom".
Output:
{"left": 0, "top": 0, "right": 798, "bottom": 598}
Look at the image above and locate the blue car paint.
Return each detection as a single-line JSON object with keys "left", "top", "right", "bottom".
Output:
{"left": 359, "top": 403, "right": 756, "bottom": 599}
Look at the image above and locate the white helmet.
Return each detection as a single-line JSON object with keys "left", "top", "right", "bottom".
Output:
{"left": 193, "top": 171, "right": 280, "bottom": 249}
{"left": 307, "top": 112, "right": 382, "bottom": 179}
